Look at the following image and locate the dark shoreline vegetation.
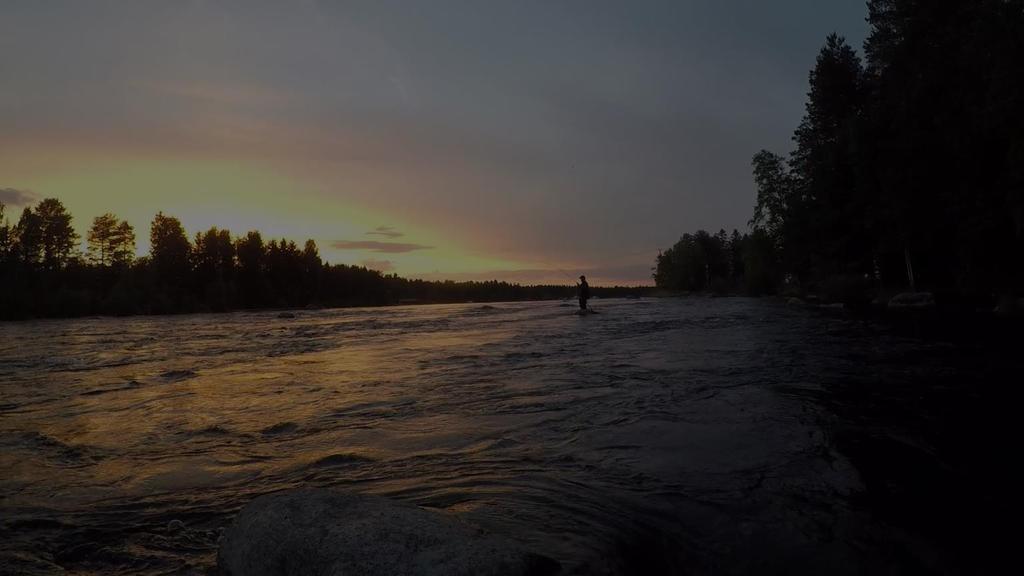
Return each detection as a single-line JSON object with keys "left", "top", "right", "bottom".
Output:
{"left": 655, "top": 1, "right": 1024, "bottom": 313}
{"left": 0, "top": 203, "right": 654, "bottom": 320}
{"left": 0, "top": 203, "right": 652, "bottom": 320}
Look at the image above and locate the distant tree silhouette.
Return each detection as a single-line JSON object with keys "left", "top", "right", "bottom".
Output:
{"left": 653, "top": 226, "right": 782, "bottom": 296}
{"left": 265, "top": 239, "right": 305, "bottom": 306}
{"left": 111, "top": 220, "right": 136, "bottom": 267}
{"left": 15, "top": 206, "right": 43, "bottom": 266}
{"left": 301, "top": 239, "right": 323, "bottom": 303}
{"left": 750, "top": 150, "right": 790, "bottom": 247}
{"left": 34, "top": 198, "right": 79, "bottom": 270}
{"left": 193, "top": 227, "right": 235, "bottom": 311}
{"left": 0, "top": 203, "right": 13, "bottom": 267}
{"left": 654, "top": 230, "right": 739, "bottom": 293}
{"left": 87, "top": 213, "right": 120, "bottom": 266}
{"left": 728, "top": 229, "right": 745, "bottom": 281}
{"left": 149, "top": 212, "right": 191, "bottom": 307}
{"left": 742, "top": 229, "right": 780, "bottom": 296}
{"left": 235, "top": 230, "right": 267, "bottom": 308}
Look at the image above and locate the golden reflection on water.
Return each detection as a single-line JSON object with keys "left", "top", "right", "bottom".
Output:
{"left": 0, "top": 299, "right": 899, "bottom": 574}
{"left": 1, "top": 307, "right": 518, "bottom": 503}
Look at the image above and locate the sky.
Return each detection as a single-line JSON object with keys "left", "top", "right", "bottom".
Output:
{"left": 0, "top": 1, "right": 868, "bottom": 285}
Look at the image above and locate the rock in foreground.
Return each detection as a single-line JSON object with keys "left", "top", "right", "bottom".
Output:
{"left": 887, "top": 292, "right": 935, "bottom": 309}
{"left": 218, "top": 489, "right": 561, "bottom": 576}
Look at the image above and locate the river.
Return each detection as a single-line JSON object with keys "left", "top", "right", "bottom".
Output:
{"left": 0, "top": 298, "right": 1013, "bottom": 574}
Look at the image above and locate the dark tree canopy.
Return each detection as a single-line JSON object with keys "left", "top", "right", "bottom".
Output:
{"left": 87, "top": 213, "right": 131, "bottom": 266}
{"left": 0, "top": 203, "right": 11, "bottom": 263}
{"left": 654, "top": 229, "right": 757, "bottom": 294}
{"left": 111, "top": 220, "right": 136, "bottom": 266}
{"left": 660, "top": 1, "right": 1024, "bottom": 305}
{"left": 15, "top": 207, "right": 42, "bottom": 266}
{"left": 34, "top": 198, "right": 79, "bottom": 271}
{"left": 750, "top": 150, "right": 790, "bottom": 246}
{"left": 1, "top": 202, "right": 645, "bottom": 320}
{"left": 150, "top": 212, "right": 191, "bottom": 286}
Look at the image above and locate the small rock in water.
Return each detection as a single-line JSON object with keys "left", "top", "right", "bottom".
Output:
{"left": 994, "top": 295, "right": 1022, "bottom": 315}
{"left": 167, "top": 519, "right": 185, "bottom": 533}
{"left": 888, "top": 292, "right": 935, "bottom": 310}
{"left": 277, "top": 311, "right": 297, "bottom": 319}
{"left": 259, "top": 421, "right": 299, "bottom": 436}
{"left": 218, "top": 488, "right": 561, "bottom": 576}
{"left": 158, "top": 369, "right": 197, "bottom": 382}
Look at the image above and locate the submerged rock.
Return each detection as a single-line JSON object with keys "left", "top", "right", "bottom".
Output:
{"left": 887, "top": 292, "right": 935, "bottom": 310}
{"left": 277, "top": 312, "right": 297, "bottom": 319}
{"left": 157, "top": 369, "right": 197, "bottom": 382}
{"left": 993, "top": 295, "right": 1023, "bottom": 316}
{"left": 259, "top": 421, "right": 299, "bottom": 436}
{"left": 218, "top": 489, "right": 561, "bottom": 576}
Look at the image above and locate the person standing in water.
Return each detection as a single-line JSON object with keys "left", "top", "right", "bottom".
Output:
{"left": 578, "top": 275, "right": 590, "bottom": 310}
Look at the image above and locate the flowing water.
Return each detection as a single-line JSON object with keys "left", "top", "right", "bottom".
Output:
{"left": 0, "top": 298, "right": 1013, "bottom": 574}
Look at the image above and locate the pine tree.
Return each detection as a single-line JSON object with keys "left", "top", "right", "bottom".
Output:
{"left": 34, "top": 198, "right": 79, "bottom": 270}
{"left": 87, "top": 213, "right": 120, "bottom": 266}
{"left": 150, "top": 212, "right": 191, "bottom": 285}
{"left": 110, "top": 220, "right": 136, "bottom": 266}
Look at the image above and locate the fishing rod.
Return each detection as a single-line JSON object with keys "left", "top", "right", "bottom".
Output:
{"left": 556, "top": 268, "right": 579, "bottom": 285}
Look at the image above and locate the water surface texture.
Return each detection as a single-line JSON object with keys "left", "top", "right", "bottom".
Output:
{"left": 0, "top": 299, "right": 1009, "bottom": 574}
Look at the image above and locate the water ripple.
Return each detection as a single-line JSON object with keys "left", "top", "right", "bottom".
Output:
{"left": 0, "top": 298, "right": 1003, "bottom": 574}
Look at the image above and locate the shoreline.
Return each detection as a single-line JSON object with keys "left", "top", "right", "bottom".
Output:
{"left": 0, "top": 288, "right": 656, "bottom": 323}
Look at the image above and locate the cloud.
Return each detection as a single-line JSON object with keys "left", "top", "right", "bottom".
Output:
{"left": 0, "top": 187, "right": 37, "bottom": 207}
{"left": 360, "top": 259, "right": 395, "bottom": 272}
{"left": 332, "top": 240, "right": 433, "bottom": 253}
{"left": 365, "top": 226, "right": 404, "bottom": 239}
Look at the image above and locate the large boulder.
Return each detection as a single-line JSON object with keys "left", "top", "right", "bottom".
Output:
{"left": 218, "top": 489, "right": 561, "bottom": 576}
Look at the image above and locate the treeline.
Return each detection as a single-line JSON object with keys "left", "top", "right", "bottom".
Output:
{"left": 656, "top": 0, "right": 1024, "bottom": 305}
{"left": 0, "top": 200, "right": 645, "bottom": 320}
{"left": 653, "top": 229, "right": 777, "bottom": 296}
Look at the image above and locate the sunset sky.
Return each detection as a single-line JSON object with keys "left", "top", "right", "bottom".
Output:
{"left": 0, "top": 1, "right": 866, "bottom": 285}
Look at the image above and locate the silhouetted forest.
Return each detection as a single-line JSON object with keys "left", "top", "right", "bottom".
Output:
{"left": 0, "top": 201, "right": 645, "bottom": 320}
{"left": 656, "top": 0, "right": 1024, "bottom": 307}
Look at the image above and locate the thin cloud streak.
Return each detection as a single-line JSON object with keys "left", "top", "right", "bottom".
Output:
{"left": 332, "top": 240, "right": 433, "bottom": 254}
{"left": 366, "top": 226, "right": 404, "bottom": 238}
